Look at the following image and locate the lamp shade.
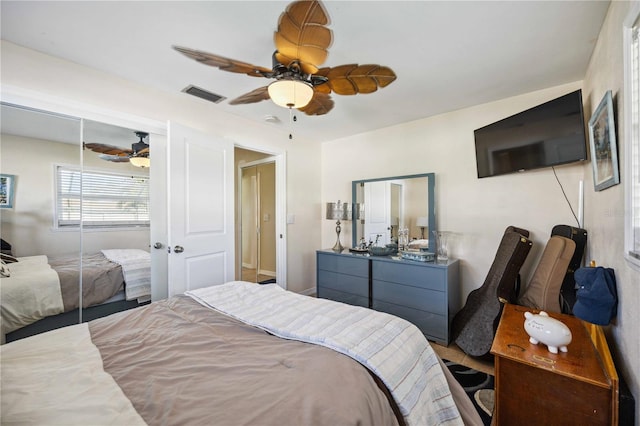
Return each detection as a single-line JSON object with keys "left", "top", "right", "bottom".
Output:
{"left": 326, "top": 201, "right": 351, "bottom": 221}
{"left": 268, "top": 79, "right": 314, "bottom": 109}
{"left": 415, "top": 216, "right": 429, "bottom": 227}
{"left": 129, "top": 156, "right": 150, "bottom": 168}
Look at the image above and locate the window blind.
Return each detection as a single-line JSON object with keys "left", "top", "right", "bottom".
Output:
{"left": 56, "top": 166, "right": 150, "bottom": 228}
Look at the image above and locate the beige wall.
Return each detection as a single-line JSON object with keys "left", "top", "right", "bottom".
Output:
{"left": 1, "top": 135, "right": 80, "bottom": 256}
{"left": 322, "top": 81, "right": 585, "bottom": 297}
{"left": 582, "top": 0, "right": 639, "bottom": 417}
{"left": 0, "top": 134, "right": 149, "bottom": 256}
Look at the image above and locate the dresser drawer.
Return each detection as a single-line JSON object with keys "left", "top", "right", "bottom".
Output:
{"left": 372, "top": 280, "right": 446, "bottom": 314}
{"left": 318, "top": 287, "right": 369, "bottom": 308}
{"left": 316, "top": 251, "right": 459, "bottom": 346}
{"left": 317, "top": 253, "right": 369, "bottom": 278}
{"left": 372, "top": 300, "right": 447, "bottom": 342}
{"left": 372, "top": 261, "right": 445, "bottom": 291}
{"left": 318, "top": 270, "right": 369, "bottom": 297}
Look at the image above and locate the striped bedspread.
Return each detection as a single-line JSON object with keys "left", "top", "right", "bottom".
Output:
{"left": 101, "top": 249, "right": 151, "bottom": 303}
{"left": 186, "top": 281, "right": 463, "bottom": 426}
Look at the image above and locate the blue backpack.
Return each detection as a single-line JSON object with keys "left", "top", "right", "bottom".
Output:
{"left": 572, "top": 267, "right": 618, "bottom": 325}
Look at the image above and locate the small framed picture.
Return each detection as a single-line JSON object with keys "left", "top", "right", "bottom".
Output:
{"left": 0, "top": 174, "right": 16, "bottom": 209}
{"left": 588, "top": 91, "right": 620, "bottom": 191}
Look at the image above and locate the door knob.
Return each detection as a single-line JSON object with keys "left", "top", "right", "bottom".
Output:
{"left": 174, "top": 245, "right": 185, "bottom": 253}
{"left": 153, "top": 242, "right": 163, "bottom": 249}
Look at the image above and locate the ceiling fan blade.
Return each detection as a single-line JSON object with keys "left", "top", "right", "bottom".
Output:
{"left": 173, "top": 46, "right": 272, "bottom": 77}
{"left": 313, "top": 68, "right": 332, "bottom": 94}
{"left": 298, "top": 91, "right": 334, "bottom": 116}
{"left": 84, "top": 142, "right": 132, "bottom": 156}
{"left": 319, "top": 64, "right": 397, "bottom": 95}
{"left": 136, "top": 147, "right": 150, "bottom": 156}
{"left": 228, "top": 86, "right": 271, "bottom": 105}
{"left": 274, "top": 0, "right": 332, "bottom": 74}
{"left": 98, "top": 154, "right": 131, "bottom": 163}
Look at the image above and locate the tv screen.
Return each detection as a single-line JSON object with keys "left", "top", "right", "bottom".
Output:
{"left": 474, "top": 90, "right": 587, "bottom": 178}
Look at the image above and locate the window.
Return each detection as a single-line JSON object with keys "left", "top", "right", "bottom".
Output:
{"left": 56, "top": 165, "right": 150, "bottom": 229}
{"left": 624, "top": 4, "right": 640, "bottom": 269}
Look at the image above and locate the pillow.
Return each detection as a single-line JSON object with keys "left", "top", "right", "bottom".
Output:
{"left": 0, "top": 259, "right": 10, "bottom": 278}
{"left": 0, "top": 253, "right": 18, "bottom": 263}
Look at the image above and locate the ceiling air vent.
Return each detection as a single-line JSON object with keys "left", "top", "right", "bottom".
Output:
{"left": 182, "top": 85, "right": 226, "bottom": 104}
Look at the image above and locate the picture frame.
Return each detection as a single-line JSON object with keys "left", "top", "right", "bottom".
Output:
{"left": 0, "top": 174, "right": 16, "bottom": 209}
{"left": 588, "top": 90, "right": 620, "bottom": 191}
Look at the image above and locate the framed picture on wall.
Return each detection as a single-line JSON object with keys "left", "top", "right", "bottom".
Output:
{"left": 0, "top": 174, "right": 16, "bottom": 209}
{"left": 588, "top": 90, "right": 620, "bottom": 191}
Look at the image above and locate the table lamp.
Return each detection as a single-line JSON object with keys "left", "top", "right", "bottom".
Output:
{"left": 390, "top": 216, "right": 399, "bottom": 242}
{"left": 326, "top": 200, "right": 351, "bottom": 252}
{"left": 416, "top": 216, "right": 429, "bottom": 239}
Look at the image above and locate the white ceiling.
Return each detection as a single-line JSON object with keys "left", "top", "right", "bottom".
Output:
{"left": 0, "top": 1, "right": 610, "bottom": 143}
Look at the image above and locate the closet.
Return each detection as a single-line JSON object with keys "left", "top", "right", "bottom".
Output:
{"left": 0, "top": 102, "right": 153, "bottom": 340}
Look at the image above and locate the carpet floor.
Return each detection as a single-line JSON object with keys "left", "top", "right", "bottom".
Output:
{"left": 443, "top": 359, "right": 495, "bottom": 426}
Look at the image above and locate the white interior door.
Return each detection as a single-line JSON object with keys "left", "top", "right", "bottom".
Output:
{"left": 364, "top": 180, "right": 390, "bottom": 245}
{"left": 149, "top": 133, "right": 168, "bottom": 301}
{"left": 167, "top": 122, "right": 234, "bottom": 296}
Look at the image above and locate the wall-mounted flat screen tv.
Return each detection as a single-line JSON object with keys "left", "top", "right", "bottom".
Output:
{"left": 474, "top": 90, "right": 587, "bottom": 179}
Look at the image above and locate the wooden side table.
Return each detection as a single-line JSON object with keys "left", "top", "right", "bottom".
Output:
{"left": 491, "top": 303, "right": 618, "bottom": 425}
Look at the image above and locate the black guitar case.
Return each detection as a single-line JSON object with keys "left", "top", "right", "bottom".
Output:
{"left": 551, "top": 224, "right": 588, "bottom": 314}
{"left": 451, "top": 226, "right": 533, "bottom": 358}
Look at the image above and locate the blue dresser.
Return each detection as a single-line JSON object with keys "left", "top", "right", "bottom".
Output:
{"left": 316, "top": 249, "right": 460, "bottom": 345}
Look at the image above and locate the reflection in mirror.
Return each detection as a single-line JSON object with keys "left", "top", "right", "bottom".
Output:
{"left": 0, "top": 103, "right": 82, "bottom": 341}
{"left": 352, "top": 173, "right": 435, "bottom": 253}
{"left": 81, "top": 120, "right": 151, "bottom": 322}
{"left": 0, "top": 104, "right": 153, "bottom": 343}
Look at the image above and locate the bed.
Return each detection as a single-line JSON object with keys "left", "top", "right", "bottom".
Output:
{"left": 1, "top": 249, "right": 150, "bottom": 341}
{"left": 1, "top": 281, "right": 482, "bottom": 426}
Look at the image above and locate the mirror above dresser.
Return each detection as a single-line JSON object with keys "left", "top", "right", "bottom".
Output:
{"left": 351, "top": 173, "right": 436, "bottom": 253}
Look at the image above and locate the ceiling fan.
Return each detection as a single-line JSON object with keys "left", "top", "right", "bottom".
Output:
{"left": 83, "top": 131, "right": 150, "bottom": 168}
{"left": 173, "top": 0, "right": 396, "bottom": 116}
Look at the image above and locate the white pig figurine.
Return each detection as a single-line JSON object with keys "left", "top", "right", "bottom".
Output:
{"left": 523, "top": 311, "right": 572, "bottom": 354}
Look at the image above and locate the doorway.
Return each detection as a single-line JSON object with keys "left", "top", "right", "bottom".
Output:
{"left": 236, "top": 148, "right": 277, "bottom": 284}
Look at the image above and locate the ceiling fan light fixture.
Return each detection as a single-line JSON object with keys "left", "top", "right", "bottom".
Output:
{"left": 268, "top": 79, "right": 314, "bottom": 109}
{"left": 129, "top": 156, "right": 150, "bottom": 168}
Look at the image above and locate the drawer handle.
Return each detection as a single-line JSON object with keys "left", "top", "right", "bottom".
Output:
{"left": 533, "top": 354, "right": 555, "bottom": 365}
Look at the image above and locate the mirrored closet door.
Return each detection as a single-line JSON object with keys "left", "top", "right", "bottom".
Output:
{"left": 1, "top": 103, "right": 82, "bottom": 340}
{"left": 80, "top": 119, "right": 151, "bottom": 322}
{"left": 1, "top": 103, "right": 155, "bottom": 342}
